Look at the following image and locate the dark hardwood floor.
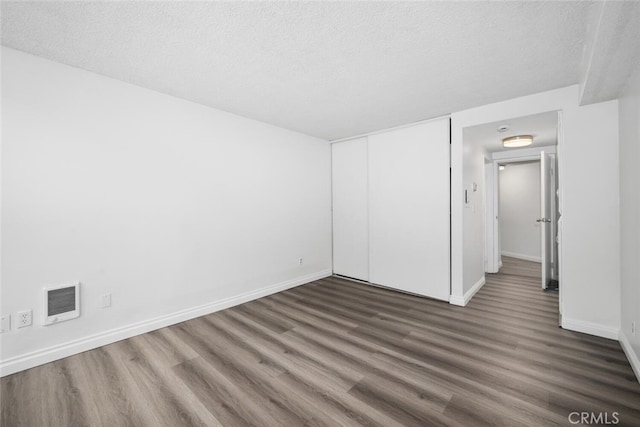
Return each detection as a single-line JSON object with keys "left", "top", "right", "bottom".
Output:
{"left": 2, "top": 259, "right": 639, "bottom": 426}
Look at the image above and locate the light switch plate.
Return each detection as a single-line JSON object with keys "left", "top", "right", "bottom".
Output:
{"left": 101, "top": 293, "right": 112, "bottom": 309}
{"left": 1, "top": 316, "right": 10, "bottom": 333}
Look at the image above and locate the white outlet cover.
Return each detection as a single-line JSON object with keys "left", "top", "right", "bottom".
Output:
{"left": 17, "top": 310, "right": 32, "bottom": 328}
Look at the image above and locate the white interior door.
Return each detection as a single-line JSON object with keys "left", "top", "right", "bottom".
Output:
{"left": 332, "top": 137, "right": 369, "bottom": 281}
{"left": 540, "top": 151, "right": 553, "bottom": 289}
{"left": 368, "top": 119, "right": 450, "bottom": 300}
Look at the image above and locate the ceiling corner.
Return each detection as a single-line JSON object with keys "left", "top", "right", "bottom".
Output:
{"left": 579, "top": 0, "right": 640, "bottom": 106}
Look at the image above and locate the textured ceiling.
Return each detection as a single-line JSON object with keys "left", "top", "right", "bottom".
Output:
{"left": 464, "top": 111, "right": 558, "bottom": 154}
{"left": 0, "top": 1, "right": 605, "bottom": 140}
{"left": 579, "top": 0, "right": 640, "bottom": 106}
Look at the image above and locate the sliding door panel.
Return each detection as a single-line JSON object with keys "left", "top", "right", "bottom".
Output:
{"left": 368, "top": 120, "right": 450, "bottom": 300}
{"left": 332, "top": 137, "right": 368, "bottom": 281}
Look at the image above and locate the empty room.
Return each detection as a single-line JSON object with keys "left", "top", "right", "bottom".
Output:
{"left": 1, "top": 1, "right": 640, "bottom": 426}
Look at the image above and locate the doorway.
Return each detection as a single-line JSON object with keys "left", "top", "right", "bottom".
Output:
{"left": 496, "top": 157, "right": 559, "bottom": 290}
{"left": 498, "top": 159, "right": 542, "bottom": 275}
{"left": 464, "top": 111, "right": 561, "bottom": 310}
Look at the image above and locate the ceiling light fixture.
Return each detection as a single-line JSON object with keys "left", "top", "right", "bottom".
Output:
{"left": 503, "top": 135, "right": 533, "bottom": 148}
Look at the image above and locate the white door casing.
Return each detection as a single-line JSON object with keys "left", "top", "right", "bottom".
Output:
{"left": 540, "top": 151, "right": 554, "bottom": 289}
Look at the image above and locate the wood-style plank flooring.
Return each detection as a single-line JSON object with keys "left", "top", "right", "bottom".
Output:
{"left": 3, "top": 260, "right": 640, "bottom": 426}
{"left": 500, "top": 255, "right": 543, "bottom": 279}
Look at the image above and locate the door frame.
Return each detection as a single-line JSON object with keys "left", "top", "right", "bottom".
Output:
{"left": 486, "top": 153, "right": 545, "bottom": 274}
{"left": 481, "top": 121, "right": 563, "bottom": 317}
{"left": 451, "top": 87, "right": 573, "bottom": 314}
{"left": 539, "top": 151, "right": 559, "bottom": 290}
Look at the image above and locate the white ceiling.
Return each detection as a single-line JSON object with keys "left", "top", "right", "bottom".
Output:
{"left": 464, "top": 111, "right": 558, "bottom": 154}
{"left": 1, "top": 1, "right": 638, "bottom": 140}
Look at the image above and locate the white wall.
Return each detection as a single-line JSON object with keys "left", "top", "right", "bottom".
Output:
{"left": 618, "top": 63, "right": 640, "bottom": 379}
{"left": 499, "top": 161, "right": 541, "bottom": 262}
{"left": 0, "top": 47, "right": 332, "bottom": 375}
{"left": 483, "top": 157, "right": 498, "bottom": 273}
{"left": 452, "top": 86, "right": 621, "bottom": 340}
{"left": 461, "top": 131, "right": 487, "bottom": 295}
{"left": 561, "top": 100, "right": 620, "bottom": 337}
{"left": 331, "top": 137, "right": 368, "bottom": 281}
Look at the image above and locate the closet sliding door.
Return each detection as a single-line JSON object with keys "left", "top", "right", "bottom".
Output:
{"left": 332, "top": 137, "right": 369, "bottom": 281}
{"left": 368, "top": 119, "right": 450, "bottom": 300}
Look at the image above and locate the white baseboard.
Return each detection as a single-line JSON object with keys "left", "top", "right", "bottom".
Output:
{"left": 620, "top": 331, "right": 640, "bottom": 384}
{"left": 450, "top": 276, "right": 486, "bottom": 307}
{"left": 0, "top": 269, "right": 332, "bottom": 377}
{"left": 561, "top": 317, "right": 619, "bottom": 340}
{"left": 449, "top": 293, "right": 465, "bottom": 306}
{"left": 501, "top": 251, "right": 541, "bottom": 263}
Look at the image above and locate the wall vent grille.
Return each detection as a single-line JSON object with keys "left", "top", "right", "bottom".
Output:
{"left": 43, "top": 282, "right": 80, "bottom": 325}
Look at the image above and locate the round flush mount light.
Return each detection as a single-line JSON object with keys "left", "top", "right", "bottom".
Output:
{"left": 503, "top": 135, "right": 533, "bottom": 148}
{"left": 499, "top": 165, "right": 505, "bottom": 171}
{"left": 497, "top": 125, "right": 509, "bottom": 133}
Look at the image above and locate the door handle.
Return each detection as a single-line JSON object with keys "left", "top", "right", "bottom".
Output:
{"left": 536, "top": 218, "right": 551, "bottom": 223}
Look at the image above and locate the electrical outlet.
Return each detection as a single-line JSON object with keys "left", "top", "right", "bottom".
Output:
{"left": 0, "top": 316, "right": 9, "bottom": 333}
{"left": 16, "top": 310, "right": 32, "bottom": 328}
{"left": 632, "top": 321, "right": 636, "bottom": 336}
{"left": 298, "top": 257, "right": 303, "bottom": 266}
{"left": 101, "top": 293, "right": 112, "bottom": 309}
